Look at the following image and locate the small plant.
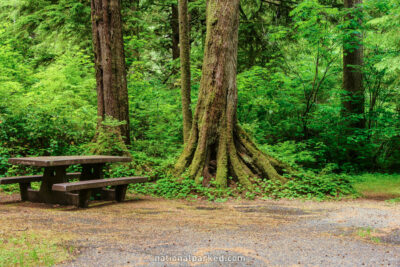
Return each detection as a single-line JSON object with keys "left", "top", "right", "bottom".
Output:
{"left": 356, "top": 227, "right": 381, "bottom": 243}
{"left": 0, "top": 183, "right": 19, "bottom": 194}
{"left": 387, "top": 197, "right": 400, "bottom": 203}
{"left": 245, "top": 191, "right": 255, "bottom": 200}
{"left": 129, "top": 174, "right": 235, "bottom": 201}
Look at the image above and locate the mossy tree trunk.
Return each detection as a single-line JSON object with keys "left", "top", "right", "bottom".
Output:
{"left": 342, "top": 0, "right": 364, "bottom": 129}
{"left": 178, "top": 0, "right": 193, "bottom": 143}
{"left": 174, "top": 0, "right": 289, "bottom": 187}
{"left": 91, "top": 0, "right": 130, "bottom": 145}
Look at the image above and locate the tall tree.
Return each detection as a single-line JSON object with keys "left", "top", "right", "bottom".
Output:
{"left": 342, "top": 0, "right": 364, "bottom": 129}
{"left": 174, "top": 0, "right": 289, "bottom": 187}
{"left": 178, "top": 0, "right": 192, "bottom": 143}
{"left": 171, "top": 4, "right": 180, "bottom": 60}
{"left": 91, "top": 0, "right": 130, "bottom": 144}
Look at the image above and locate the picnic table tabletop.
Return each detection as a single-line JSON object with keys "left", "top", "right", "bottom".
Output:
{"left": 8, "top": 155, "right": 132, "bottom": 167}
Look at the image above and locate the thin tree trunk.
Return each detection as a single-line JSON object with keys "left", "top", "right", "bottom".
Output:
{"left": 171, "top": 4, "right": 180, "bottom": 60}
{"left": 342, "top": 0, "right": 364, "bottom": 129}
{"left": 91, "top": 0, "right": 130, "bottom": 145}
{"left": 174, "top": 0, "right": 289, "bottom": 187}
{"left": 178, "top": 0, "right": 192, "bottom": 143}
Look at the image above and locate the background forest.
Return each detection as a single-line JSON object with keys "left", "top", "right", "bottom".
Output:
{"left": 0, "top": 0, "right": 400, "bottom": 200}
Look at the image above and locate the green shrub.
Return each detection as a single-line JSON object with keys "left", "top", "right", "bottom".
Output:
{"left": 128, "top": 170, "right": 356, "bottom": 201}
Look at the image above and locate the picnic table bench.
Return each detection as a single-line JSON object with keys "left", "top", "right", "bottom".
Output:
{"left": 0, "top": 156, "right": 148, "bottom": 208}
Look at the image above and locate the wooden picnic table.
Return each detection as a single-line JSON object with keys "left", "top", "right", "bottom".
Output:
{"left": 3, "top": 155, "right": 147, "bottom": 207}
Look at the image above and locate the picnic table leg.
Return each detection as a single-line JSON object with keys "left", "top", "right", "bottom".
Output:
{"left": 79, "top": 189, "right": 91, "bottom": 208}
{"left": 19, "top": 183, "right": 29, "bottom": 201}
{"left": 80, "top": 163, "right": 105, "bottom": 201}
{"left": 115, "top": 185, "right": 128, "bottom": 202}
{"left": 38, "top": 166, "right": 69, "bottom": 204}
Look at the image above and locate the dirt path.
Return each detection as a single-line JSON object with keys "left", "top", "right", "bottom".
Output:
{"left": 1, "top": 194, "right": 399, "bottom": 266}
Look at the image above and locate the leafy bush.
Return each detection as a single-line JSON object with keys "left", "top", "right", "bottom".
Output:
{"left": 260, "top": 141, "right": 329, "bottom": 170}
{"left": 129, "top": 171, "right": 356, "bottom": 201}
{"left": 129, "top": 175, "right": 227, "bottom": 201}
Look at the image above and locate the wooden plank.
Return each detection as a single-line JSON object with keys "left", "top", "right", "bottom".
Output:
{"left": 0, "top": 175, "right": 42, "bottom": 184}
{"left": 0, "top": 172, "right": 81, "bottom": 185}
{"left": 52, "top": 177, "right": 148, "bottom": 192}
{"left": 8, "top": 156, "right": 131, "bottom": 167}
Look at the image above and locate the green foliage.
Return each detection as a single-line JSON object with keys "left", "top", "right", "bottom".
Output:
{"left": 365, "top": 0, "right": 400, "bottom": 85}
{"left": 129, "top": 171, "right": 355, "bottom": 201}
{"left": 276, "top": 172, "right": 356, "bottom": 199}
{"left": 0, "top": 183, "right": 19, "bottom": 194}
{"left": 129, "top": 174, "right": 232, "bottom": 201}
{"left": 128, "top": 73, "right": 183, "bottom": 159}
{"left": 0, "top": 0, "right": 92, "bottom": 63}
{"left": 0, "top": 48, "right": 96, "bottom": 158}
{"left": 235, "top": 0, "right": 400, "bottom": 171}
{"left": 260, "top": 141, "right": 329, "bottom": 170}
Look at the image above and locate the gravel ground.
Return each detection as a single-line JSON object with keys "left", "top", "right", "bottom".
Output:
{"left": 1, "top": 194, "right": 399, "bottom": 267}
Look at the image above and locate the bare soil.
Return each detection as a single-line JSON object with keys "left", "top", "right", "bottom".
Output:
{"left": 1, "top": 193, "right": 399, "bottom": 266}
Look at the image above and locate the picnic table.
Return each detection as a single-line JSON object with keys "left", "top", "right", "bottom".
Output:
{"left": 0, "top": 156, "right": 147, "bottom": 208}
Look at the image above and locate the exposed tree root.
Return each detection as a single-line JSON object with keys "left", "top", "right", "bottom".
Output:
{"left": 174, "top": 123, "right": 291, "bottom": 187}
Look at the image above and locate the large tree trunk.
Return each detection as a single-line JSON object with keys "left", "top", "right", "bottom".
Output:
{"left": 174, "top": 0, "right": 288, "bottom": 187}
{"left": 178, "top": 0, "right": 193, "bottom": 143}
{"left": 342, "top": 0, "right": 364, "bottom": 129}
{"left": 91, "top": 0, "right": 130, "bottom": 144}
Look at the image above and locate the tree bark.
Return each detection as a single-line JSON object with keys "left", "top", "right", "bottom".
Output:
{"left": 91, "top": 0, "right": 130, "bottom": 144}
{"left": 171, "top": 4, "right": 180, "bottom": 60}
{"left": 178, "top": 0, "right": 193, "bottom": 143}
{"left": 342, "top": 0, "right": 364, "bottom": 129}
{"left": 174, "top": 0, "right": 289, "bottom": 187}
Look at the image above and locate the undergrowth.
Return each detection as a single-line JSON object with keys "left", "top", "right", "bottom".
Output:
{"left": 128, "top": 171, "right": 356, "bottom": 201}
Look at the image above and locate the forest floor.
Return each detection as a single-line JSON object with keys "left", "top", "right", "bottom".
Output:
{"left": 0, "top": 194, "right": 399, "bottom": 266}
